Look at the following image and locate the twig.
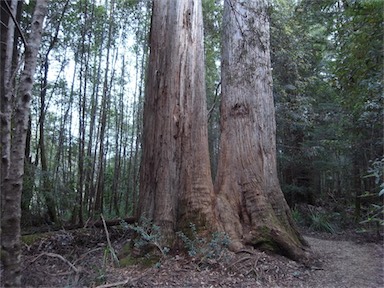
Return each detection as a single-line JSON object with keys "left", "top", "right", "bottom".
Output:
{"left": 83, "top": 217, "right": 91, "bottom": 228}
{"left": 207, "top": 81, "right": 221, "bottom": 120}
{"left": 30, "top": 252, "right": 80, "bottom": 273}
{"left": 235, "top": 249, "right": 256, "bottom": 255}
{"left": 95, "top": 279, "right": 132, "bottom": 288}
{"left": 253, "top": 255, "right": 260, "bottom": 269}
{"left": 4, "top": 0, "right": 27, "bottom": 46}
{"left": 101, "top": 214, "right": 113, "bottom": 251}
{"left": 100, "top": 214, "right": 119, "bottom": 267}
{"left": 228, "top": 255, "right": 252, "bottom": 269}
{"left": 73, "top": 247, "right": 103, "bottom": 265}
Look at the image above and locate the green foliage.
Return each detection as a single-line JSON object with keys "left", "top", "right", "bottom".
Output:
{"left": 292, "top": 204, "right": 346, "bottom": 233}
{"left": 359, "top": 158, "right": 384, "bottom": 229}
{"left": 176, "top": 223, "right": 230, "bottom": 267}
{"left": 92, "top": 264, "right": 107, "bottom": 286}
{"left": 272, "top": 0, "right": 383, "bottom": 211}
{"left": 103, "top": 245, "right": 120, "bottom": 268}
{"left": 291, "top": 207, "right": 304, "bottom": 225}
{"left": 120, "top": 217, "right": 169, "bottom": 257}
{"left": 309, "top": 208, "right": 338, "bottom": 234}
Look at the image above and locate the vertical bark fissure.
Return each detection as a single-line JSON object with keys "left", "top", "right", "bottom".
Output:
{"left": 215, "top": 0, "right": 308, "bottom": 261}
{"left": 139, "top": 0, "right": 216, "bottom": 241}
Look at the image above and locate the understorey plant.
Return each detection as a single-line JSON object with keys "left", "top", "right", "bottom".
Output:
{"left": 119, "top": 217, "right": 169, "bottom": 267}
{"left": 176, "top": 223, "right": 231, "bottom": 269}
{"left": 359, "top": 158, "right": 384, "bottom": 236}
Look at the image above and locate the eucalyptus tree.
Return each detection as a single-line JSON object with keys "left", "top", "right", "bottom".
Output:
{"left": 0, "top": 0, "right": 49, "bottom": 285}
{"left": 139, "top": 0, "right": 217, "bottom": 237}
{"left": 93, "top": 0, "right": 117, "bottom": 216}
{"left": 138, "top": 0, "right": 308, "bottom": 261}
{"left": 214, "top": 0, "right": 308, "bottom": 260}
{"left": 35, "top": 0, "right": 70, "bottom": 224}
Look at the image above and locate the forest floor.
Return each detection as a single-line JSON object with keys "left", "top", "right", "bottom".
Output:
{"left": 2, "top": 224, "right": 383, "bottom": 288}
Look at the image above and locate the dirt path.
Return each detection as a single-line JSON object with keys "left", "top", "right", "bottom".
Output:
{"left": 303, "top": 236, "right": 384, "bottom": 288}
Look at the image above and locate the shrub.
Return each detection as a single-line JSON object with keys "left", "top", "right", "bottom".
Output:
{"left": 120, "top": 217, "right": 169, "bottom": 257}
{"left": 360, "top": 158, "right": 384, "bottom": 234}
{"left": 291, "top": 207, "right": 304, "bottom": 225}
{"left": 176, "top": 223, "right": 230, "bottom": 267}
{"left": 309, "top": 207, "right": 338, "bottom": 234}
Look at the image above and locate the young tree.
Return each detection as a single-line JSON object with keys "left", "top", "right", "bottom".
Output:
{"left": 0, "top": 0, "right": 49, "bottom": 286}
{"left": 139, "top": 0, "right": 217, "bottom": 237}
{"left": 214, "top": 0, "right": 308, "bottom": 260}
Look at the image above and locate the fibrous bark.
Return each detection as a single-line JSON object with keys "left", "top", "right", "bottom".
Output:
{"left": 215, "top": 0, "right": 308, "bottom": 261}
{"left": 139, "top": 0, "right": 217, "bottom": 238}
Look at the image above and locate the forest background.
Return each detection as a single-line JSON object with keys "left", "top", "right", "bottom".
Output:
{"left": 2, "top": 0, "right": 383, "bottom": 237}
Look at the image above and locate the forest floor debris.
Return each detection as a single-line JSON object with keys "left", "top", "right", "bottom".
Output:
{"left": 1, "top": 226, "right": 382, "bottom": 287}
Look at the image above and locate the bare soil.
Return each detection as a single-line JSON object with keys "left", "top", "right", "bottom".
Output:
{"left": 1, "top": 227, "right": 383, "bottom": 287}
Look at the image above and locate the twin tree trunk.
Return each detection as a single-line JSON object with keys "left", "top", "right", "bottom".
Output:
{"left": 139, "top": 0, "right": 308, "bottom": 261}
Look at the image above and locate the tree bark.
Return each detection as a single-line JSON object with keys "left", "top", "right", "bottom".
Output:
{"left": 1, "top": 0, "right": 18, "bottom": 216}
{"left": 214, "top": 0, "right": 308, "bottom": 261}
{"left": 0, "top": 0, "right": 49, "bottom": 286}
{"left": 139, "top": 0, "right": 217, "bottom": 239}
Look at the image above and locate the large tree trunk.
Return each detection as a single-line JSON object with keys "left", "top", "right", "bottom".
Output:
{"left": 214, "top": 0, "right": 308, "bottom": 261}
{"left": 0, "top": 0, "right": 48, "bottom": 286}
{"left": 139, "top": 0, "right": 217, "bottom": 238}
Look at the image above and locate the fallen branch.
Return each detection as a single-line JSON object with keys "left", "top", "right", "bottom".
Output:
{"left": 101, "top": 214, "right": 119, "bottom": 267}
{"left": 21, "top": 217, "right": 136, "bottom": 236}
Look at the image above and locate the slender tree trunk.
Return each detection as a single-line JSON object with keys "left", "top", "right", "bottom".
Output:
{"left": 0, "top": 1, "right": 48, "bottom": 285}
{"left": 94, "top": 0, "right": 115, "bottom": 216}
{"left": 37, "top": 0, "right": 69, "bottom": 224}
{"left": 214, "top": 0, "right": 308, "bottom": 261}
{"left": 39, "top": 60, "right": 58, "bottom": 223}
{"left": 76, "top": 0, "right": 95, "bottom": 223}
{"left": 139, "top": 0, "right": 217, "bottom": 238}
{"left": 21, "top": 117, "right": 34, "bottom": 223}
{"left": 1, "top": 0, "right": 18, "bottom": 214}
{"left": 111, "top": 56, "right": 126, "bottom": 216}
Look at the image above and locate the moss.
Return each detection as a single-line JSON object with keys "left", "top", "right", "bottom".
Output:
{"left": 177, "top": 206, "right": 212, "bottom": 240}
{"left": 118, "top": 242, "right": 161, "bottom": 268}
{"left": 119, "top": 255, "right": 137, "bottom": 267}
{"left": 247, "top": 225, "right": 281, "bottom": 253}
{"left": 118, "top": 242, "right": 132, "bottom": 258}
{"left": 0, "top": 248, "right": 6, "bottom": 262}
{"left": 140, "top": 254, "right": 160, "bottom": 267}
{"left": 21, "top": 232, "right": 53, "bottom": 245}
{"left": 119, "top": 253, "right": 160, "bottom": 267}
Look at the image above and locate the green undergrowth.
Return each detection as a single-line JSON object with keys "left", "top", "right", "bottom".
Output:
{"left": 177, "top": 223, "right": 229, "bottom": 255}
{"left": 119, "top": 218, "right": 231, "bottom": 268}
{"left": 292, "top": 205, "right": 339, "bottom": 234}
